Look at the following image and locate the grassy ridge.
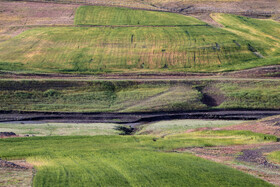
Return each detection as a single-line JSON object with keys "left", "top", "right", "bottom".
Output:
{"left": 1, "top": 80, "right": 280, "bottom": 112}
{"left": 75, "top": 6, "right": 206, "bottom": 26}
{"left": 0, "top": 132, "right": 276, "bottom": 186}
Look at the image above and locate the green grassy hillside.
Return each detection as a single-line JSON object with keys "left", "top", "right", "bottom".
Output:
{"left": 0, "top": 133, "right": 276, "bottom": 186}
{"left": 0, "top": 7, "right": 279, "bottom": 73}
{"left": 75, "top": 6, "right": 206, "bottom": 26}
{"left": 0, "top": 26, "right": 260, "bottom": 73}
{"left": 212, "top": 14, "right": 280, "bottom": 57}
{"left": 1, "top": 80, "right": 280, "bottom": 112}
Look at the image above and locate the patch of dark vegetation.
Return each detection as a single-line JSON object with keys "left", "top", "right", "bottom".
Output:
{"left": 193, "top": 85, "right": 225, "bottom": 107}
{"left": 0, "top": 132, "right": 16, "bottom": 136}
{"left": 247, "top": 44, "right": 264, "bottom": 58}
{"left": 131, "top": 34, "right": 134, "bottom": 43}
{"left": 0, "top": 132, "right": 17, "bottom": 138}
{"left": 115, "top": 125, "right": 134, "bottom": 135}
{"left": 237, "top": 144, "right": 280, "bottom": 169}
{"left": 0, "top": 159, "right": 28, "bottom": 170}
{"left": 43, "top": 89, "right": 61, "bottom": 97}
{"left": 248, "top": 43, "right": 257, "bottom": 53}
{"left": 233, "top": 40, "right": 241, "bottom": 48}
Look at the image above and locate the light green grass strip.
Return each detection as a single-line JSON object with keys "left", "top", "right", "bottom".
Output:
{"left": 268, "top": 151, "right": 280, "bottom": 164}
{"left": 75, "top": 6, "right": 206, "bottom": 26}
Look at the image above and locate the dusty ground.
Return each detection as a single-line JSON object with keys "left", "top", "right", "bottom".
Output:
{"left": 223, "top": 115, "right": 280, "bottom": 137}
{"left": 157, "top": 0, "right": 280, "bottom": 26}
{"left": 0, "top": 1, "right": 78, "bottom": 42}
{"left": 0, "top": 159, "right": 33, "bottom": 187}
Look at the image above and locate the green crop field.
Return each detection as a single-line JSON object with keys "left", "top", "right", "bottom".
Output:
{"left": 0, "top": 130, "right": 276, "bottom": 186}
{"left": 75, "top": 6, "right": 206, "bottom": 26}
{"left": 0, "top": 26, "right": 257, "bottom": 73}
{"left": 0, "top": 7, "right": 279, "bottom": 74}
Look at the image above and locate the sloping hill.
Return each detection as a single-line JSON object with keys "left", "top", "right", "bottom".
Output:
{"left": 0, "top": 7, "right": 279, "bottom": 74}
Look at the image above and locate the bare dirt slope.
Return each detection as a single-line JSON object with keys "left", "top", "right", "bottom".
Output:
{"left": 0, "top": 1, "right": 78, "bottom": 42}
{"left": 156, "top": 0, "right": 280, "bottom": 26}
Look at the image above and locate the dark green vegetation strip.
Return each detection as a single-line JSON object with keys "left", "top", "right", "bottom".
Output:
{"left": 75, "top": 6, "right": 206, "bottom": 26}
{"left": 0, "top": 9, "right": 279, "bottom": 73}
{"left": 1, "top": 80, "right": 280, "bottom": 112}
{"left": 0, "top": 132, "right": 276, "bottom": 186}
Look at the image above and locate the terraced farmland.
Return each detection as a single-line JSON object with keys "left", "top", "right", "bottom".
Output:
{"left": 0, "top": 7, "right": 279, "bottom": 73}
{"left": 0, "top": 132, "right": 276, "bottom": 186}
{"left": 1, "top": 79, "right": 280, "bottom": 112}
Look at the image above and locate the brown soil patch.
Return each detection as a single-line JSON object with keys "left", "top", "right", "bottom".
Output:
{"left": 157, "top": 0, "right": 280, "bottom": 26}
{"left": 0, "top": 159, "right": 33, "bottom": 187}
{"left": 0, "top": 132, "right": 17, "bottom": 138}
{"left": 226, "top": 65, "right": 280, "bottom": 78}
{"left": 201, "top": 86, "right": 225, "bottom": 107}
{"left": 0, "top": 1, "right": 78, "bottom": 42}
{"left": 222, "top": 115, "right": 280, "bottom": 137}
{"left": 0, "top": 159, "right": 30, "bottom": 170}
